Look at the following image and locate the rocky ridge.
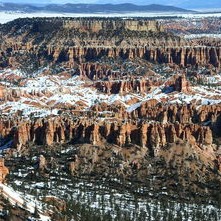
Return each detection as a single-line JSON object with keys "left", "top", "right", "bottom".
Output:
{"left": 0, "top": 18, "right": 220, "bottom": 69}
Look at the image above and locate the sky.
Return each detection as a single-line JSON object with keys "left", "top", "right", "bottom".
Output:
{"left": 1, "top": 0, "right": 221, "bottom": 10}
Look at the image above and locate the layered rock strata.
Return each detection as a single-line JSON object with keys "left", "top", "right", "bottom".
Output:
{"left": 0, "top": 18, "right": 220, "bottom": 68}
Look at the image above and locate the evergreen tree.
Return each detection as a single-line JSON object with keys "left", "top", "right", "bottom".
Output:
{"left": 33, "top": 203, "right": 40, "bottom": 219}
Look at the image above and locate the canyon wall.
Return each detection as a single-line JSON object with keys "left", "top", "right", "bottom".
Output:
{"left": 0, "top": 103, "right": 219, "bottom": 154}
{"left": 0, "top": 18, "right": 220, "bottom": 68}
{"left": 11, "top": 116, "right": 213, "bottom": 154}
{"left": 63, "top": 19, "right": 164, "bottom": 32}
{"left": 1, "top": 45, "right": 221, "bottom": 69}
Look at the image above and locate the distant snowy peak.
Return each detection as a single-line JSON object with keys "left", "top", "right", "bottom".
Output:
{"left": 0, "top": 2, "right": 38, "bottom": 12}
{"left": 0, "top": 3, "right": 193, "bottom": 13}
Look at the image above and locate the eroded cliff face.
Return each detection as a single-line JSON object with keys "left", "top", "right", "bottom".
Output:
{"left": 63, "top": 19, "right": 164, "bottom": 32}
{"left": 1, "top": 102, "right": 217, "bottom": 154}
{"left": 0, "top": 17, "right": 220, "bottom": 69}
{"left": 2, "top": 45, "right": 221, "bottom": 69}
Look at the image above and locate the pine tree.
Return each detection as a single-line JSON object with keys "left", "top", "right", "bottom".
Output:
{"left": 33, "top": 203, "right": 40, "bottom": 219}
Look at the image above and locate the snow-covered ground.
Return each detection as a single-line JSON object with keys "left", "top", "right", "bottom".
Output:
{"left": 9, "top": 165, "right": 221, "bottom": 221}
{"left": 184, "top": 34, "right": 221, "bottom": 39}
{"left": 0, "top": 183, "right": 50, "bottom": 221}
{"left": 0, "top": 11, "right": 221, "bottom": 24}
{"left": 0, "top": 69, "right": 221, "bottom": 118}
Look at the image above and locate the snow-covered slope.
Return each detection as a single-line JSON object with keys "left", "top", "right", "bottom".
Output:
{"left": 0, "top": 183, "right": 50, "bottom": 221}
{"left": 0, "top": 68, "right": 220, "bottom": 118}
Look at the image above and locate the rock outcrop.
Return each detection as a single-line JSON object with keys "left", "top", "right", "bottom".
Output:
{"left": 0, "top": 158, "right": 9, "bottom": 183}
{"left": 63, "top": 19, "right": 163, "bottom": 33}
{"left": 0, "top": 101, "right": 219, "bottom": 152}
{"left": 0, "top": 18, "right": 220, "bottom": 69}
{"left": 95, "top": 78, "right": 151, "bottom": 95}
{"left": 174, "top": 74, "right": 191, "bottom": 93}
{"left": 10, "top": 115, "right": 215, "bottom": 155}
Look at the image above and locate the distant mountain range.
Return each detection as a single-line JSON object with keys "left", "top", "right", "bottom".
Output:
{"left": 0, "top": 3, "right": 193, "bottom": 13}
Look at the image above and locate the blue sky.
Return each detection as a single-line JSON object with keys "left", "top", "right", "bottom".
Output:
{"left": 1, "top": 0, "right": 221, "bottom": 9}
